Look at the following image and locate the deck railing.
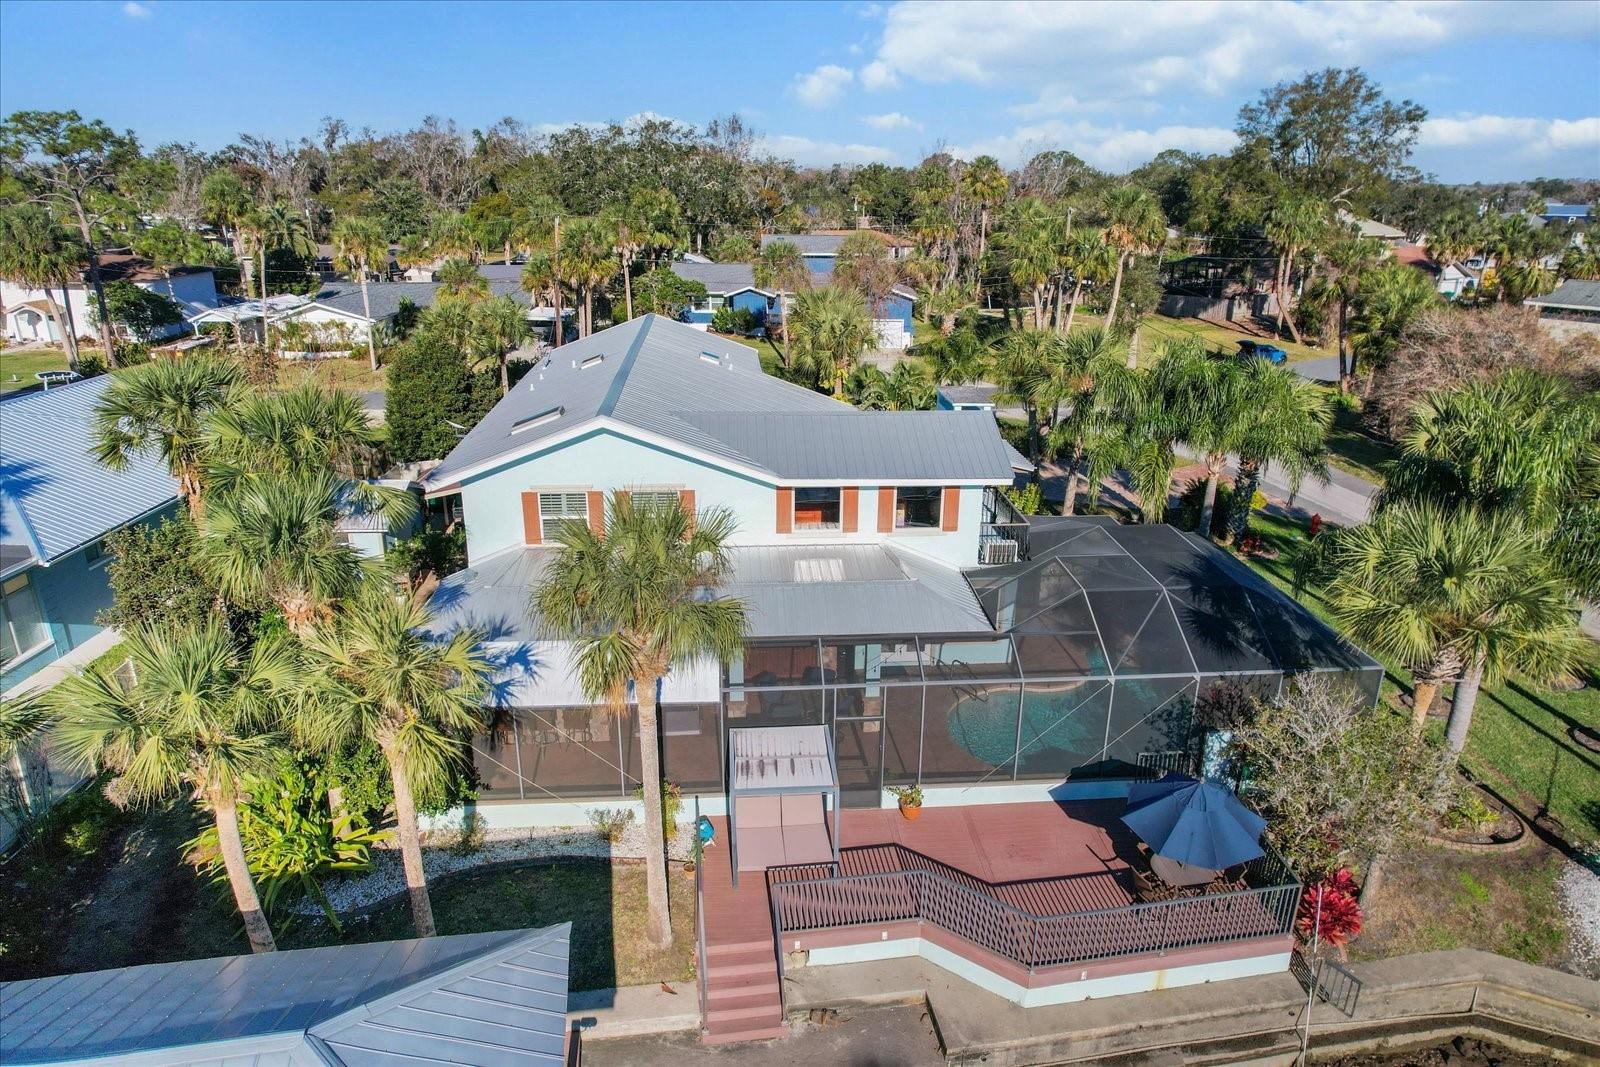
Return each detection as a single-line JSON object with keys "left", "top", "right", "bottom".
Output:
{"left": 769, "top": 843, "right": 1299, "bottom": 975}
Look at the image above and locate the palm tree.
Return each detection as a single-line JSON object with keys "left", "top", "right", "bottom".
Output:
{"left": 50, "top": 620, "right": 298, "bottom": 952}
{"left": 1063, "top": 230, "right": 1116, "bottom": 335}
{"left": 429, "top": 212, "right": 477, "bottom": 263}
{"left": 92, "top": 356, "right": 242, "bottom": 515}
{"left": 331, "top": 216, "right": 389, "bottom": 370}
{"left": 395, "top": 233, "right": 429, "bottom": 281}
{"left": 0, "top": 204, "right": 85, "bottom": 369}
{"left": 1222, "top": 357, "right": 1332, "bottom": 542}
{"left": 1038, "top": 326, "right": 1126, "bottom": 514}
{"left": 1348, "top": 262, "right": 1438, "bottom": 394}
{"left": 512, "top": 202, "right": 563, "bottom": 345}
{"left": 788, "top": 285, "right": 877, "bottom": 397}
{"left": 0, "top": 693, "right": 47, "bottom": 761}
{"left": 533, "top": 492, "right": 746, "bottom": 948}
{"left": 1262, "top": 195, "right": 1326, "bottom": 343}
{"left": 249, "top": 200, "right": 315, "bottom": 352}
{"left": 960, "top": 155, "right": 1009, "bottom": 284}
{"left": 1381, "top": 369, "right": 1600, "bottom": 602}
{"left": 520, "top": 251, "right": 562, "bottom": 345}
{"left": 1299, "top": 503, "right": 1583, "bottom": 748}
{"left": 434, "top": 256, "right": 489, "bottom": 304}
{"left": 201, "top": 170, "right": 256, "bottom": 301}
{"left": 295, "top": 585, "right": 492, "bottom": 938}
{"left": 1303, "top": 236, "right": 1383, "bottom": 394}
{"left": 193, "top": 469, "right": 366, "bottom": 633}
{"left": 988, "top": 328, "right": 1060, "bottom": 467}
{"left": 1100, "top": 185, "right": 1166, "bottom": 329}
{"left": 753, "top": 239, "right": 809, "bottom": 364}
{"left": 1559, "top": 243, "right": 1600, "bottom": 281}
{"left": 558, "top": 217, "right": 617, "bottom": 338}
{"left": 470, "top": 294, "right": 531, "bottom": 395}
{"left": 997, "top": 198, "right": 1060, "bottom": 328}
{"left": 919, "top": 281, "right": 975, "bottom": 338}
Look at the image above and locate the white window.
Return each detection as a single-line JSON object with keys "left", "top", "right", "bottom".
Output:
{"left": 1, "top": 573, "right": 51, "bottom": 666}
{"left": 538, "top": 492, "right": 589, "bottom": 540}
{"left": 629, "top": 490, "right": 680, "bottom": 512}
{"left": 707, "top": 296, "right": 726, "bottom": 311}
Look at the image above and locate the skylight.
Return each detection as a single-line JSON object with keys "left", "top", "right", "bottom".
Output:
{"left": 578, "top": 354, "right": 604, "bottom": 369}
{"left": 699, "top": 351, "right": 723, "bottom": 365}
{"left": 510, "top": 406, "right": 563, "bottom": 434}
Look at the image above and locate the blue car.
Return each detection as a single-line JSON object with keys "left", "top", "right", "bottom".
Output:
{"left": 1236, "top": 340, "right": 1288, "bottom": 363}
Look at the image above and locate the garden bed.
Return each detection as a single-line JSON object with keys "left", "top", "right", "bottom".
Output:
{"left": 1426, "top": 780, "right": 1530, "bottom": 853}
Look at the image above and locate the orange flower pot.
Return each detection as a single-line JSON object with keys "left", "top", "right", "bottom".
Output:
{"left": 899, "top": 799, "right": 921, "bottom": 821}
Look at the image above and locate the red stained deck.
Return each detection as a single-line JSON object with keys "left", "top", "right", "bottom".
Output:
{"left": 696, "top": 800, "right": 1294, "bottom": 1044}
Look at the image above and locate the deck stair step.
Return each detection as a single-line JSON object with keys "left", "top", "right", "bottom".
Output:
{"left": 702, "top": 1021, "right": 788, "bottom": 1045}
{"left": 705, "top": 956, "right": 778, "bottom": 981}
{"left": 706, "top": 939, "right": 774, "bottom": 959}
{"left": 705, "top": 998, "right": 783, "bottom": 1026}
{"left": 705, "top": 977, "right": 779, "bottom": 1002}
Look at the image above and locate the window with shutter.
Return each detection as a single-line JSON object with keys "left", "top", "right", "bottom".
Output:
{"left": 629, "top": 490, "right": 680, "bottom": 511}
{"left": 538, "top": 492, "right": 590, "bottom": 540}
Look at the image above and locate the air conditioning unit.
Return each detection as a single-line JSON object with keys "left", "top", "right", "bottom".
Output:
{"left": 979, "top": 539, "right": 1020, "bottom": 565}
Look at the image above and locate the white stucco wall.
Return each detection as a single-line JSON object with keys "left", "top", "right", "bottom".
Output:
{"left": 456, "top": 427, "right": 988, "bottom": 568}
{"left": 2, "top": 272, "right": 218, "bottom": 343}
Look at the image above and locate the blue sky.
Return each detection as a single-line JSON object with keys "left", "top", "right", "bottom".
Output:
{"left": 2, "top": 0, "right": 1597, "bottom": 183}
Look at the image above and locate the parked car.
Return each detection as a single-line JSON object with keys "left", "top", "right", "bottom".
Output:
{"left": 1236, "top": 340, "right": 1288, "bottom": 363}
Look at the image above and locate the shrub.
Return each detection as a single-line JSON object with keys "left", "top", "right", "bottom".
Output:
{"left": 97, "top": 515, "right": 228, "bottom": 631}
{"left": 710, "top": 306, "right": 735, "bottom": 334}
{"left": 634, "top": 780, "right": 682, "bottom": 840}
{"left": 1004, "top": 482, "right": 1044, "bottom": 515}
{"left": 588, "top": 807, "right": 636, "bottom": 844}
{"left": 1297, "top": 868, "right": 1363, "bottom": 950}
{"left": 1441, "top": 788, "right": 1499, "bottom": 833}
{"left": 451, "top": 811, "right": 486, "bottom": 856}
{"left": 1169, "top": 478, "right": 1266, "bottom": 538}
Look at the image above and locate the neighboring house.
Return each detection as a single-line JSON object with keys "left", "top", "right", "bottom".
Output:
{"left": 1394, "top": 244, "right": 1482, "bottom": 299}
{"left": 1, "top": 374, "right": 178, "bottom": 694}
{"left": 2, "top": 253, "right": 219, "bottom": 345}
{"left": 0, "top": 924, "right": 573, "bottom": 1067}
{"left": 935, "top": 383, "right": 999, "bottom": 412}
{"left": 417, "top": 315, "right": 1378, "bottom": 1032}
{"left": 672, "top": 261, "right": 918, "bottom": 350}
{"left": 335, "top": 471, "right": 429, "bottom": 558}
{"left": 1336, "top": 210, "right": 1407, "bottom": 244}
{"left": 190, "top": 279, "right": 570, "bottom": 352}
{"left": 760, "top": 230, "right": 915, "bottom": 273}
{"left": 1537, "top": 202, "right": 1593, "bottom": 225}
{"left": 1524, "top": 278, "right": 1600, "bottom": 340}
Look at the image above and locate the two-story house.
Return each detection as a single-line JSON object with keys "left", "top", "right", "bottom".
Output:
{"left": 420, "top": 314, "right": 1379, "bottom": 1033}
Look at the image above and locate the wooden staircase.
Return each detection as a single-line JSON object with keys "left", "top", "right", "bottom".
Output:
{"left": 695, "top": 817, "right": 789, "bottom": 1046}
{"left": 701, "top": 939, "right": 786, "bottom": 1044}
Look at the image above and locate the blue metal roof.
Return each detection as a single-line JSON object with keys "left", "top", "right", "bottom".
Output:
{"left": 0, "top": 375, "right": 178, "bottom": 564}
{"left": 0, "top": 924, "right": 572, "bottom": 1067}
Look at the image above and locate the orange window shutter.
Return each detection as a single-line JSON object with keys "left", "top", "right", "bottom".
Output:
{"left": 878, "top": 487, "right": 895, "bottom": 532}
{"left": 522, "top": 492, "right": 541, "bottom": 545}
{"left": 942, "top": 487, "right": 960, "bottom": 531}
{"left": 841, "top": 487, "right": 859, "bottom": 533}
{"left": 586, "top": 490, "right": 605, "bottom": 535}
{"left": 776, "top": 487, "right": 794, "bottom": 533}
{"left": 680, "top": 489, "right": 696, "bottom": 532}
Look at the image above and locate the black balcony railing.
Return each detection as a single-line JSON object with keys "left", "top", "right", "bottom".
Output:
{"left": 979, "top": 488, "right": 1031, "bottom": 565}
{"left": 769, "top": 843, "right": 1299, "bottom": 976}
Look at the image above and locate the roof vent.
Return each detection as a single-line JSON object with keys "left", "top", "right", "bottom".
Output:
{"left": 699, "top": 351, "right": 722, "bottom": 366}
{"left": 572, "top": 353, "right": 605, "bottom": 369}
{"left": 510, "top": 406, "right": 563, "bottom": 434}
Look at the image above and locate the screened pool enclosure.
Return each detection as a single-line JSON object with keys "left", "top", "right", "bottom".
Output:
{"left": 472, "top": 518, "right": 1381, "bottom": 806}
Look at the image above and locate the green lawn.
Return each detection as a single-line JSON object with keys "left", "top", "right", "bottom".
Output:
{"left": 1138, "top": 314, "right": 1327, "bottom": 364}
{"left": 275, "top": 355, "right": 386, "bottom": 394}
{"left": 1242, "top": 511, "right": 1600, "bottom": 844}
{"left": 709, "top": 331, "right": 785, "bottom": 374}
{"left": 1324, "top": 405, "right": 1397, "bottom": 485}
{"left": 0, "top": 347, "right": 72, "bottom": 394}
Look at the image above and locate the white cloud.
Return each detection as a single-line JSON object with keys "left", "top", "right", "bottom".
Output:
{"left": 791, "top": 64, "right": 854, "bottom": 108}
{"left": 952, "top": 120, "right": 1237, "bottom": 171}
{"left": 759, "top": 134, "right": 896, "bottom": 166}
{"left": 1420, "top": 113, "right": 1600, "bottom": 154}
{"left": 862, "top": 111, "right": 922, "bottom": 131}
{"left": 859, "top": 60, "right": 900, "bottom": 92}
{"left": 122, "top": 1, "right": 151, "bottom": 16}
{"left": 867, "top": 1, "right": 1584, "bottom": 112}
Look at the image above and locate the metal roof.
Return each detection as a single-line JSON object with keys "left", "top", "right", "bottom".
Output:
{"left": 429, "top": 315, "right": 1007, "bottom": 487}
{"left": 289, "top": 280, "right": 533, "bottom": 324}
{"left": 938, "top": 384, "right": 999, "bottom": 406}
{"left": 669, "top": 261, "right": 768, "bottom": 295}
{"left": 730, "top": 725, "right": 836, "bottom": 791}
{"left": 1525, "top": 278, "right": 1600, "bottom": 311}
{"left": 0, "top": 374, "right": 178, "bottom": 563}
{"left": 0, "top": 925, "right": 571, "bottom": 1067}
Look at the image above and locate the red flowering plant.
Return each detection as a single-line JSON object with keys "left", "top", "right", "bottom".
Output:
{"left": 1296, "top": 868, "right": 1362, "bottom": 956}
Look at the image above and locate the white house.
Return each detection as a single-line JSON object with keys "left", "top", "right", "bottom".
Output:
{"left": 2, "top": 253, "right": 219, "bottom": 345}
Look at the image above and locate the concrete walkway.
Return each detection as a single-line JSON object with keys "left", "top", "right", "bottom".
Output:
{"left": 1292, "top": 355, "right": 1341, "bottom": 384}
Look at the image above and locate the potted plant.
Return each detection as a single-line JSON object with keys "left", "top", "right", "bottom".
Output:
{"left": 683, "top": 828, "right": 703, "bottom": 875}
{"left": 892, "top": 785, "right": 924, "bottom": 821}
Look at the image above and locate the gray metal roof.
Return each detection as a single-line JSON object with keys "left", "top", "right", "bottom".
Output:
{"left": 678, "top": 410, "right": 1019, "bottom": 481}
{"left": 293, "top": 280, "right": 532, "bottom": 323}
{"left": 669, "top": 261, "right": 767, "bottom": 295}
{"left": 761, "top": 233, "right": 846, "bottom": 256}
{"left": 1526, "top": 278, "right": 1600, "bottom": 311}
{"left": 423, "top": 541, "right": 994, "bottom": 647}
{"left": 427, "top": 316, "right": 1005, "bottom": 487}
{"left": 0, "top": 375, "right": 178, "bottom": 563}
{"left": 0, "top": 925, "right": 571, "bottom": 1067}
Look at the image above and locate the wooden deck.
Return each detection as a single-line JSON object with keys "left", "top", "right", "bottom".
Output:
{"left": 696, "top": 800, "right": 1292, "bottom": 1044}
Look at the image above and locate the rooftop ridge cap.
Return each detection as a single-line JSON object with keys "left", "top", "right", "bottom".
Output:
{"left": 596, "top": 316, "right": 655, "bottom": 420}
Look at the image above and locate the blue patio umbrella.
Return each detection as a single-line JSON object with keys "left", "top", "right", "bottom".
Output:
{"left": 1121, "top": 774, "right": 1267, "bottom": 872}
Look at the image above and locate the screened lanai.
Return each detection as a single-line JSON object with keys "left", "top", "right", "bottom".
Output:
{"left": 472, "top": 517, "right": 1381, "bottom": 805}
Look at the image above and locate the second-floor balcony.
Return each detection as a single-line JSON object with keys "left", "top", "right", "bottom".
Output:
{"left": 979, "top": 486, "right": 1031, "bottom": 565}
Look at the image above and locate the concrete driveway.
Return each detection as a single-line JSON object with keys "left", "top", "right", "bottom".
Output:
{"left": 1292, "top": 356, "right": 1341, "bottom": 384}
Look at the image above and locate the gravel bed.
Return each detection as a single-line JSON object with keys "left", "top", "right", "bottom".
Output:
{"left": 291, "top": 821, "right": 692, "bottom": 917}
{"left": 1556, "top": 852, "right": 1600, "bottom": 975}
